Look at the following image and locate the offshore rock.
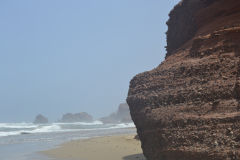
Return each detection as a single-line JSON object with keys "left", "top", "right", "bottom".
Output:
{"left": 60, "top": 112, "right": 93, "bottom": 123}
{"left": 33, "top": 114, "right": 48, "bottom": 124}
{"left": 127, "top": 0, "right": 240, "bottom": 159}
{"left": 100, "top": 103, "right": 132, "bottom": 123}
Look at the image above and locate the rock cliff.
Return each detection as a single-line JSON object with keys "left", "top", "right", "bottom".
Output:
{"left": 127, "top": 0, "right": 240, "bottom": 159}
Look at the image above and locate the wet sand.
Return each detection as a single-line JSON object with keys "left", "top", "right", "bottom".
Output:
{"left": 42, "top": 134, "right": 146, "bottom": 160}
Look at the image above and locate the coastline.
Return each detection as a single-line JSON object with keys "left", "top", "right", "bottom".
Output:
{"left": 42, "top": 134, "right": 146, "bottom": 160}
{"left": 0, "top": 124, "right": 137, "bottom": 160}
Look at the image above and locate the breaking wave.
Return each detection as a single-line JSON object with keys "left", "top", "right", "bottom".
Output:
{"left": 0, "top": 121, "right": 135, "bottom": 137}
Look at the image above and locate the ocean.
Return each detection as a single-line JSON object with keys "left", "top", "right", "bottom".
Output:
{"left": 0, "top": 121, "right": 136, "bottom": 160}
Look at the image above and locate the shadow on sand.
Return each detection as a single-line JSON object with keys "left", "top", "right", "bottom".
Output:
{"left": 123, "top": 153, "right": 146, "bottom": 160}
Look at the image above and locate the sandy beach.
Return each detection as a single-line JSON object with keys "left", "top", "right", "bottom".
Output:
{"left": 42, "top": 134, "right": 146, "bottom": 160}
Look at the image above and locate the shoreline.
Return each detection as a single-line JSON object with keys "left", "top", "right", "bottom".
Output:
{"left": 42, "top": 133, "right": 146, "bottom": 160}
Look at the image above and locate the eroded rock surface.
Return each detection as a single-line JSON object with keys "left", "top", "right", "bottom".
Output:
{"left": 127, "top": 0, "right": 240, "bottom": 159}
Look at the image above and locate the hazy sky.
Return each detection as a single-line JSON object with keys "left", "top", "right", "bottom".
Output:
{"left": 0, "top": 0, "right": 180, "bottom": 122}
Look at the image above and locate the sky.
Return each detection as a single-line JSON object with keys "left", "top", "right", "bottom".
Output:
{"left": 0, "top": 0, "right": 180, "bottom": 122}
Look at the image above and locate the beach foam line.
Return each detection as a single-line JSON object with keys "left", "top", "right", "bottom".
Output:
{"left": 0, "top": 122, "right": 135, "bottom": 137}
{"left": 54, "top": 120, "right": 103, "bottom": 125}
{"left": 0, "top": 123, "right": 38, "bottom": 129}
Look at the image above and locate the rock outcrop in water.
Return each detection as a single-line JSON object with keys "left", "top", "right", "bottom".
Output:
{"left": 100, "top": 103, "right": 132, "bottom": 123}
{"left": 34, "top": 114, "right": 48, "bottom": 124}
{"left": 60, "top": 112, "right": 93, "bottom": 123}
{"left": 127, "top": 0, "right": 240, "bottom": 159}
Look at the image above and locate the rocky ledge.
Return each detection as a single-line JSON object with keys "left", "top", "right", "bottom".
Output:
{"left": 127, "top": 0, "right": 240, "bottom": 159}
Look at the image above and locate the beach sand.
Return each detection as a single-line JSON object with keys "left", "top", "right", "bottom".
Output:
{"left": 42, "top": 134, "right": 146, "bottom": 160}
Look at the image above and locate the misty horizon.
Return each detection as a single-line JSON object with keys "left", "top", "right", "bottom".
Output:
{"left": 0, "top": 0, "right": 180, "bottom": 122}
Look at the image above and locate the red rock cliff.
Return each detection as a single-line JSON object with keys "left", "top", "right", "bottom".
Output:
{"left": 127, "top": 0, "right": 240, "bottom": 159}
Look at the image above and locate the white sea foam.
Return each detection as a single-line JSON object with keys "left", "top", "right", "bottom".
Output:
{"left": 0, "top": 122, "right": 135, "bottom": 137}
{"left": 0, "top": 123, "right": 38, "bottom": 129}
{"left": 69, "top": 122, "right": 135, "bottom": 131}
{"left": 109, "top": 123, "right": 135, "bottom": 129}
{"left": 0, "top": 125, "right": 63, "bottom": 137}
{"left": 55, "top": 120, "right": 103, "bottom": 125}
{"left": 0, "top": 131, "right": 24, "bottom": 137}
{"left": 29, "top": 124, "right": 61, "bottom": 133}
{"left": 0, "top": 123, "right": 62, "bottom": 137}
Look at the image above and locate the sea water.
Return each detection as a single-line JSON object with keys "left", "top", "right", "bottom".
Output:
{"left": 0, "top": 121, "right": 136, "bottom": 160}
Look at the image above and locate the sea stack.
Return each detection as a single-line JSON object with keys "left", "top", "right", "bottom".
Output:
{"left": 100, "top": 103, "right": 132, "bottom": 123}
{"left": 34, "top": 114, "right": 48, "bottom": 124}
{"left": 60, "top": 112, "right": 93, "bottom": 123}
{"left": 127, "top": 0, "right": 240, "bottom": 159}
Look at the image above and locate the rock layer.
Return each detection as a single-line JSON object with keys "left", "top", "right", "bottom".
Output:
{"left": 127, "top": 0, "right": 240, "bottom": 159}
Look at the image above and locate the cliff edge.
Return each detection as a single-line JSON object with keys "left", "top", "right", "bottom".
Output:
{"left": 127, "top": 0, "right": 240, "bottom": 159}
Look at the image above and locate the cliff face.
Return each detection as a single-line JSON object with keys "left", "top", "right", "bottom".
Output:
{"left": 166, "top": 0, "right": 240, "bottom": 57}
{"left": 166, "top": 0, "right": 215, "bottom": 56}
{"left": 127, "top": 0, "right": 240, "bottom": 159}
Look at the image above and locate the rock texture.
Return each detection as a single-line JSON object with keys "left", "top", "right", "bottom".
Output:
{"left": 166, "top": 0, "right": 216, "bottom": 56}
{"left": 127, "top": 0, "right": 240, "bottom": 159}
{"left": 34, "top": 114, "right": 48, "bottom": 124}
{"left": 100, "top": 103, "right": 132, "bottom": 123}
{"left": 60, "top": 112, "right": 93, "bottom": 123}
